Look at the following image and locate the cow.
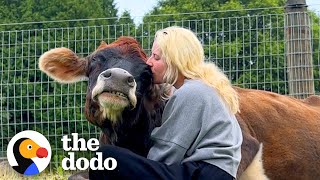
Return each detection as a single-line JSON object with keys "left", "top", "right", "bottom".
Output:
{"left": 39, "top": 36, "right": 320, "bottom": 180}
{"left": 39, "top": 37, "right": 166, "bottom": 157}
{"left": 236, "top": 87, "right": 320, "bottom": 180}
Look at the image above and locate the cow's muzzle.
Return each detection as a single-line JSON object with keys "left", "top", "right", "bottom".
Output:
{"left": 92, "top": 68, "right": 137, "bottom": 109}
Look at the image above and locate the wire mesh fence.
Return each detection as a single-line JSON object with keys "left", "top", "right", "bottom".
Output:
{"left": 0, "top": 9, "right": 319, "bottom": 170}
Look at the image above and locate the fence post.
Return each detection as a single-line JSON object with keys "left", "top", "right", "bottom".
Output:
{"left": 285, "top": 0, "right": 315, "bottom": 99}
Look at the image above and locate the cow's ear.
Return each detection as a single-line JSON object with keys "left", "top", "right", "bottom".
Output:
{"left": 39, "top": 47, "right": 88, "bottom": 83}
{"left": 97, "top": 41, "right": 108, "bottom": 50}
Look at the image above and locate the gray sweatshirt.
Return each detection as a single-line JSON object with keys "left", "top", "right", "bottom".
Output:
{"left": 147, "top": 79, "right": 242, "bottom": 178}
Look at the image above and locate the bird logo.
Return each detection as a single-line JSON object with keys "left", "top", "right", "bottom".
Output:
{"left": 7, "top": 130, "right": 51, "bottom": 176}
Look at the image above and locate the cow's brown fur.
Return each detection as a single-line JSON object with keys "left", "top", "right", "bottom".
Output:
{"left": 96, "top": 37, "right": 147, "bottom": 62}
{"left": 236, "top": 87, "right": 320, "bottom": 180}
{"left": 39, "top": 48, "right": 88, "bottom": 83}
{"left": 301, "top": 95, "right": 320, "bottom": 107}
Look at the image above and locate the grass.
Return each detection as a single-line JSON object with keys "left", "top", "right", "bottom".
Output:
{"left": 0, "top": 161, "right": 71, "bottom": 180}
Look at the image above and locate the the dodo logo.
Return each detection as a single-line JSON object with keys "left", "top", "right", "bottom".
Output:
{"left": 7, "top": 130, "right": 51, "bottom": 176}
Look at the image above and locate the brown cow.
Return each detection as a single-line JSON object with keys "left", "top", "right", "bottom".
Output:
{"left": 39, "top": 36, "right": 320, "bottom": 180}
{"left": 236, "top": 88, "right": 320, "bottom": 180}
{"left": 39, "top": 37, "right": 165, "bottom": 157}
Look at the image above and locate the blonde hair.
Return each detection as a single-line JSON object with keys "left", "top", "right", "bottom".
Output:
{"left": 155, "top": 26, "right": 239, "bottom": 114}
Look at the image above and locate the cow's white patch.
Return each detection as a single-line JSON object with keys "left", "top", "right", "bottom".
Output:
{"left": 128, "top": 83, "right": 137, "bottom": 108}
{"left": 239, "top": 144, "right": 269, "bottom": 180}
{"left": 100, "top": 107, "right": 124, "bottom": 124}
{"left": 91, "top": 76, "right": 107, "bottom": 100}
{"left": 98, "top": 92, "right": 129, "bottom": 124}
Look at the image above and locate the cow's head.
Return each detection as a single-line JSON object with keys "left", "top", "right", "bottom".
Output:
{"left": 39, "top": 37, "right": 161, "bottom": 144}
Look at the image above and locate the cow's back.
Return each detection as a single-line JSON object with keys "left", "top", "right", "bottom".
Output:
{"left": 235, "top": 87, "right": 320, "bottom": 180}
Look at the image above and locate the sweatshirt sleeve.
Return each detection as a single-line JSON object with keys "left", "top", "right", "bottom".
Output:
{"left": 147, "top": 138, "right": 188, "bottom": 164}
{"left": 147, "top": 88, "right": 203, "bottom": 164}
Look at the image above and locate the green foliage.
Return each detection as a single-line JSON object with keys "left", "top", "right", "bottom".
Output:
{"left": 0, "top": 0, "right": 119, "bottom": 30}
{"left": 309, "top": 11, "right": 320, "bottom": 94}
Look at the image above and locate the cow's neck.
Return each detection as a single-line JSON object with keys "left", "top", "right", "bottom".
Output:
{"left": 114, "top": 97, "right": 155, "bottom": 156}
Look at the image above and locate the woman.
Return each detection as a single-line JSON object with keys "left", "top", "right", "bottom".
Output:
{"left": 89, "top": 26, "right": 242, "bottom": 180}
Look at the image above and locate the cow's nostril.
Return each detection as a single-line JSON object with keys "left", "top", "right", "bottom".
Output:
{"left": 127, "top": 76, "right": 135, "bottom": 86}
{"left": 102, "top": 71, "right": 112, "bottom": 78}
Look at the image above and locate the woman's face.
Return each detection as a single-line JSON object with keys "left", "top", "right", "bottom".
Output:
{"left": 146, "top": 41, "right": 167, "bottom": 84}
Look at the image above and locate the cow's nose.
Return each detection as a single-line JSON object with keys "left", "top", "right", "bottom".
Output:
{"left": 101, "top": 68, "right": 135, "bottom": 87}
{"left": 101, "top": 70, "right": 112, "bottom": 78}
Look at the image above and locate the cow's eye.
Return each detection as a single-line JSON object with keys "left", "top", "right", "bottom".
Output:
{"left": 92, "top": 56, "right": 106, "bottom": 63}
